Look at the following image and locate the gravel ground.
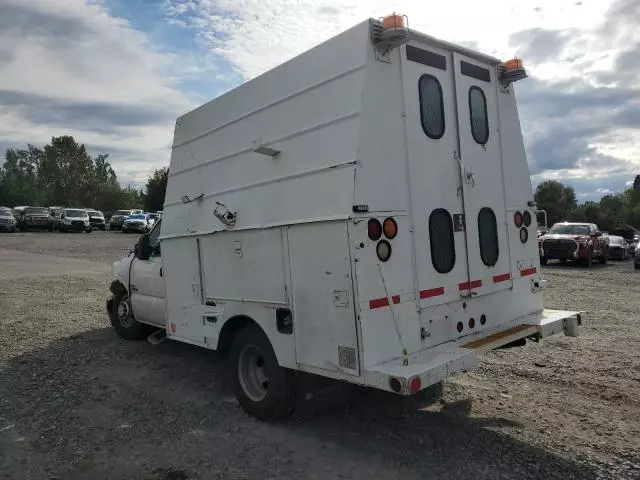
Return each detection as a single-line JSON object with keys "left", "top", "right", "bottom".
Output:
{"left": 0, "top": 231, "right": 638, "bottom": 480}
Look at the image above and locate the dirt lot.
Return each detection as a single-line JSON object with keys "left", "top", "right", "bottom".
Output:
{"left": 0, "top": 231, "right": 639, "bottom": 480}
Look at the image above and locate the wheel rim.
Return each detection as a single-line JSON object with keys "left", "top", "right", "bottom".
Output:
{"left": 238, "top": 344, "right": 270, "bottom": 402}
{"left": 117, "top": 297, "right": 133, "bottom": 328}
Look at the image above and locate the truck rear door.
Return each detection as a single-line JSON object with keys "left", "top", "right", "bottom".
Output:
{"left": 452, "top": 52, "right": 513, "bottom": 297}
{"left": 402, "top": 43, "right": 470, "bottom": 307}
{"left": 402, "top": 44, "right": 512, "bottom": 307}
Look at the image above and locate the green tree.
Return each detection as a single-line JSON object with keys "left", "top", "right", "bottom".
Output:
{"left": 0, "top": 146, "right": 43, "bottom": 206}
{"left": 633, "top": 175, "right": 640, "bottom": 191}
{"left": 534, "top": 180, "right": 577, "bottom": 225}
{"left": 569, "top": 202, "right": 607, "bottom": 228}
{"left": 598, "top": 194, "right": 625, "bottom": 230}
{"left": 143, "top": 167, "right": 168, "bottom": 212}
{"left": 40, "top": 136, "right": 96, "bottom": 206}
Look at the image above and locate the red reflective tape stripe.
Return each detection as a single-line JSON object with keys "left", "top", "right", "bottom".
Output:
{"left": 368, "top": 295, "right": 400, "bottom": 310}
{"left": 369, "top": 297, "right": 388, "bottom": 309}
{"left": 493, "top": 273, "right": 511, "bottom": 283}
{"left": 459, "top": 280, "right": 482, "bottom": 290}
{"left": 420, "top": 287, "right": 445, "bottom": 299}
{"left": 520, "top": 267, "right": 537, "bottom": 277}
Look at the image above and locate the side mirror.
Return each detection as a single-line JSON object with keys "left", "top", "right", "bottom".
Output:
{"left": 136, "top": 233, "right": 151, "bottom": 261}
{"left": 594, "top": 231, "right": 602, "bottom": 237}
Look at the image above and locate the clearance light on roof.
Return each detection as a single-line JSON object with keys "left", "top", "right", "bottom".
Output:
{"left": 372, "top": 13, "right": 410, "bottom": 58}
{"left": 499, "top": 57, "right": 528, "bottom": 87}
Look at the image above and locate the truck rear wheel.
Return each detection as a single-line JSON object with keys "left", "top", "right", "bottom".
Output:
{"left": 540, "top": 256, "right": 548, "bottom": 265}
{"left": 229, "top": 324, "right": 296, "bottom": 420}
{"left": 109, "top": 292, "right": 148, "bottom": 340}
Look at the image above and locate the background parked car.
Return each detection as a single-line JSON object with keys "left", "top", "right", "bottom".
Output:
{"left": 539, "top": 222, "right": 608, "bottom": 267}
{"left": 609, "top": 227, "right": 639, "bottom": 256}
{"left": 59, "top": 208, "right": 91, "bottom": 233}
{"left": 109, "top": 210, "right": 134, "bottom": 230}
{"left": 0, "top": 206, "right": 17, "bottom": 232}
{"left": 16, "top": 206, "right": 55, "bottom": 232}
{"left": 87, "top": 210, "right": 106, "bottom": 230}
{"left": 122, "top": 213, "right": 154, "bottom": 233}
{"left": 607, "top": 235, "right": 629, "bottom": 260}
{"left": 48, "top": 206, "right": 65, "bottom": 231}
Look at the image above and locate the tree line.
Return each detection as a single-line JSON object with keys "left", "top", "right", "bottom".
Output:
{"left": 535, "top": 178, "right": 640, "bottom": 231}
{"left": 0, "top": 136, "right": 169, "bottom": 213}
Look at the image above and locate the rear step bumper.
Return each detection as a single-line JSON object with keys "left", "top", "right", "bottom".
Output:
{"left": 364, "top": 308, "right": 581, "bottom": 396}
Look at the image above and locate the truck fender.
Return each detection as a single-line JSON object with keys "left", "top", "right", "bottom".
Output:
{"left": 109, "top": 279, "right": 128, "bottom": 297}
{"left": 216, "top": 315, "right": 259, "bottom": 358}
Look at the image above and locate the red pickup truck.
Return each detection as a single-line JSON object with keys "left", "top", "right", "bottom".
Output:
{"left": 539, "top": 222, "right": 609, "bottom": 267}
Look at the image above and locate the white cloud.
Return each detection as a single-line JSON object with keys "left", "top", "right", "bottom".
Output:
{"left": 164, "top": 0, "right": 640, "bottom": 201}
{"left": 163, "top": 0, "right": 614, "bottom": 79}
{"left": 0, "top": 0, "right": 197, "bottom": 184}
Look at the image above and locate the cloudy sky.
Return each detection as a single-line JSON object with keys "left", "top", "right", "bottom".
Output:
{"left": 1, "top": 0, "right": 638, "bottom": 199}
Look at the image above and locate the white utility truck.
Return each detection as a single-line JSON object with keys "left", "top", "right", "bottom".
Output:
{"left": 107, "top": 15, "right": 582, "bottom": 420}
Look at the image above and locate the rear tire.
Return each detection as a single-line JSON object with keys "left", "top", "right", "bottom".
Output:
{"left": 540, "top": 256, "right": 548, "bottom": 265}
{"left": 635, "top": 263, "right": 640, "bottom": 270}
{"left": 598, "top": 250, "right": 607, "bottom": 264}
{"left": 109, "top": 292, "right": 149, "bottom": 341}
{"left": 585, "top": 249, "right": 593, "bottom": 268}
{"left": 229, "top": 324, "right": 296, "bottom": 421}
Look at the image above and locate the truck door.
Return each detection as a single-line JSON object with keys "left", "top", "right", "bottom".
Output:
{"left": 452, "top": 52, "right": 513, "bottom": 296}
{"left": 130, "top": 220, "right": 166, "bottom": 327}
{"left": 402, "top": 44, "right": 471, "bottom": 307}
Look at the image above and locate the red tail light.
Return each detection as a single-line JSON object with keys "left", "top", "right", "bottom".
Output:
{"left": 367, "top": 219, "right": 382, "bottom": 241}
{"left": 409, "top": 376, "right": 422, "bottom": 395}
{"left": 514, "top": 211, "right": 523, "bottom": 228}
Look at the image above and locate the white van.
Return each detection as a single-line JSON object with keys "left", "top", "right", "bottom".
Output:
{"left": 107, "top": 16, "right": 581, "bottom": 420}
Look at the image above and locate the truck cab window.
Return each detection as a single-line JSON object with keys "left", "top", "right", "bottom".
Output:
{"left": 469, "top": 86, "right": 489, "bottom": 144}
{"left": 419, "top": 74, "right": 445, "bottom": 139}
{"left": 429, "top": 209, "right": 455, "bottom": 273}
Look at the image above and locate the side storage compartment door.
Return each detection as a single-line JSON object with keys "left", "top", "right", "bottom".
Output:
{"left": 288, "top": 221, "right": 359, "bottom": 376}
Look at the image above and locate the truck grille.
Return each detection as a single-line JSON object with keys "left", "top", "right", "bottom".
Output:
{"left": 542, "top": 239, "right": 577, "bottom": 256}
{"left": 72, "top": 221, "right": 84, "bottom": 227}
{"left": 0, "top": 218, "right": 9, "bottom": 225}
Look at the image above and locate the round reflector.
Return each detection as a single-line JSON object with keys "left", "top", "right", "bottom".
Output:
{"left": 376, "top": 240, "right": 392, "bottom": 262}
{"left": 523, "top": 210, "right": 532, "bottom": 227}
{"left": 389, "top": 377, "right": 402, "bottom": 393}
{"left": 367, "top": 219, "right": 382, "bottom": 241}
{"left": 520, "top": 227, "right": 529, "bottom": 243}
{"left": 409, "top": 376, "right": 422, "bottom": 395}
{"left": 514, "top": 211, "right": 523, "bottom": 228}
{"left": 456, "top": 321, "right": 463, "bottom": 333}
{"left": 480, "top": 314, "right": 487, "bottom": 325}
{"left": 383, "top": 217, "right": 398, "bottom": 239}
{"left": 469, "top": 317, "right": 475, "bottom": 329}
